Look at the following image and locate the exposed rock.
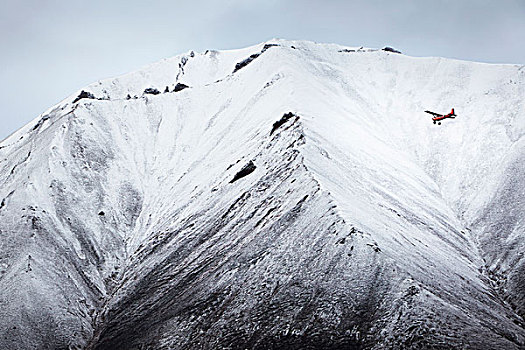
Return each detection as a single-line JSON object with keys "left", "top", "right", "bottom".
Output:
{"left": 382, "top": 46, "right": 402, "bottom": 54}
{"left": 143, "top": 88, "right": 160, "bottom": 95}
{"left": 233, "top": 53, "right": 261, "bottom": 73}
{"left": 270, "top": 112, "right": 297, "bottom": 135}
{"left": 229, "top": 160, "right": 256, "bottom": 183}
{"left": 173, "top": 83, "right": 189, "bottom": 92}
{"left": 73, "top": 90, "right": 96, "bottom": 104}
{"left": 262, "top": 43, "right": 279, "bottom": 51}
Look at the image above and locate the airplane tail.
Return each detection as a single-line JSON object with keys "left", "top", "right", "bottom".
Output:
{"left": 451, "top": 108, "right": 456, "bottom": 116}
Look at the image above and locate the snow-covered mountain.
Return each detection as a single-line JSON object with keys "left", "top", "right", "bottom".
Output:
{"left": 0, "top": 39, "right": 524, "bottom": 349}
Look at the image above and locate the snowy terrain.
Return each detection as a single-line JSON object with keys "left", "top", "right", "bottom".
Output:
{"left": 0, "top": 39, "right": 524, "bottom": 349}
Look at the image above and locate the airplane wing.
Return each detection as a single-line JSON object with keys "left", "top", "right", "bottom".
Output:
{"left": 424, "top": 110, "right": 442, "bottom": 117}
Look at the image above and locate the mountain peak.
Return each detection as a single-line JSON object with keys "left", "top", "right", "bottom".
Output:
{"left": 0, "top": 40, "right": 524, "bottom": 349}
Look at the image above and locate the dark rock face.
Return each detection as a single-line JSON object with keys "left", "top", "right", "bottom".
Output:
{"left": 229, "top": 161, "right": 256, "bottom": 183}
{"left": 232, "top": 43, "right": 279, "bottom": 74}
{"left": 174, "top": 83, "right": 189, "bottom": 92}
{"left": 263, "top": 43, "right": 279, "bottom": 51}
{"left": 270, "top": 112, "right": 298, "bottom": 135}
{"left": 73, "top": 90, "right": 96, "bottom": 103}
{"left": 382, "top": 47, "right": 402, "bottom": 54}
{"left": 233, "top": 53, "right": 262, "bottom": 73}
{"left": 144, "top": 88, "right": 160, "bottom": 95}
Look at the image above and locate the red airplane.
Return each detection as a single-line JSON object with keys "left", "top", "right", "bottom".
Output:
{"left": 425, "top": 108, "right": 457, "bottom": 125}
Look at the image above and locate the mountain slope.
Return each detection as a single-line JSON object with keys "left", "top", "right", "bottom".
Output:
{"left": 0, "top": 39, "right": 524, "bottom": 349}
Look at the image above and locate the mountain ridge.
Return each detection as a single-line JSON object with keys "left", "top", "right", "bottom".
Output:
{"left": 0, "top": 39, "right": 524, "bottom": 349}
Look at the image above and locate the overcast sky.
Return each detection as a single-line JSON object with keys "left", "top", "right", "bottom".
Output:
{"left": 1, "top": 0, "right": 524, "bottom": 140}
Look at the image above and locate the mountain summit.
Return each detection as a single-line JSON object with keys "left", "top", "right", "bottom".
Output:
{"left": 0, "top": 39, "right": 524, "bottom": 349}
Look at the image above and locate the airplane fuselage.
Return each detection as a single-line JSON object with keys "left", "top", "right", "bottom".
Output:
{"left": 425, "top": 108, "right": 456, "bottom": 124}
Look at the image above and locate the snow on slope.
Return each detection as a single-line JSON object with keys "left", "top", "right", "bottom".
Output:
{"left": 0, "top": 39, "right": 524, "bottom": 349}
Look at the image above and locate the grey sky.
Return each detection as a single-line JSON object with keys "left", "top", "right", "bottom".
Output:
{"left": 1, "top": 0, "right": 524, "bottom": 140}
